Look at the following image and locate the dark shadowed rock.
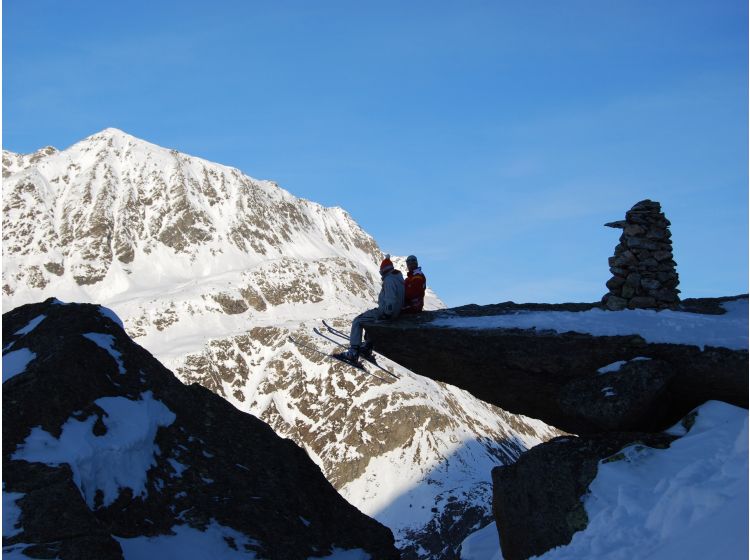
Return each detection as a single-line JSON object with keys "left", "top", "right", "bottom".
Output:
{"left": 363, "top": 296, "right": 746, "bottom": 559}
{"left": 2, "top": 298, "right": 400, "bottom": 560}
{"left": 558, "top": 359, "right": 677, "bottom": 431}
{"left": 363, "top": 297, "right": 747, "bottom": 435}
{"left": 491, "top": 431, "right": 677, "bottom": 560}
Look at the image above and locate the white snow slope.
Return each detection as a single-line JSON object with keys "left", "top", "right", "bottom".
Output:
{"left": 2, "top": 129, "right": 559, "bottom": 555}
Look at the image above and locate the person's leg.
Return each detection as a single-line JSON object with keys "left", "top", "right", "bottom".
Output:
{"left": 350, "top": 309, "right": 379, "bottom": 350}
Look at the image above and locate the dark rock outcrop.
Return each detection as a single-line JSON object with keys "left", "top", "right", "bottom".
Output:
{"left": 364, "top": 297, "right": 748, "bottom": 435}
{"left": 491, "top": 431, "right": 677, "bottom": 560}
{"left": 2, "top": 298, "right": 400, "bottom": 560}
{"left": 364, "top": 295, "right": 746, "bottom": 559}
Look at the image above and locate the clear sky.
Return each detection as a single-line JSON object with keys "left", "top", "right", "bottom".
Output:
{"left": 3, "top": 1, "right": 748, "bottom": 307}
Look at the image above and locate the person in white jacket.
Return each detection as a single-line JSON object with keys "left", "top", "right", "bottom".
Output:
{"left": 339, "top": 255, "right": 404, "bottom": 363}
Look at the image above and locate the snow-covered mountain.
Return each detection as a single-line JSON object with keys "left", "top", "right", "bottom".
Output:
{"left": 2, "top": 129, "right": 560, "bottom": 557}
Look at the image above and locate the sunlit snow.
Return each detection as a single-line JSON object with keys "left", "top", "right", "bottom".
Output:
{"left": 432, "top": 299, "right": 748, "bottom": 350}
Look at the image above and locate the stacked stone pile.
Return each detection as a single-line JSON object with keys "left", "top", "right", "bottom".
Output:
{"left": 602, "top": 200, "right": 680, "bottom": 310}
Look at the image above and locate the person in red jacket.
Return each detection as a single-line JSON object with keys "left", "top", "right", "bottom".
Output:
{"left": 401, "top": 255, "right": 426, "bottom": 314}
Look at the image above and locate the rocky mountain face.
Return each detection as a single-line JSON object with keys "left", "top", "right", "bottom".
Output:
{"left": 3, "top": 299, "right": 400, "bottom": 559}
{"left": 3, "top": 128, "right": 381, "bottom": 297}
{"left": 3, "top": 129, "right": 561, "bottom": 558}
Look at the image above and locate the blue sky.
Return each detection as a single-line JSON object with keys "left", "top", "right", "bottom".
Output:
{"left": 4, "top": 1, "right": 747, "bottom": 307}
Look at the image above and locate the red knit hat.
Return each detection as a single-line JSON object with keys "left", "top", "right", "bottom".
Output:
{"left": 380, "top": 254, "right": 394, "bottom": 274}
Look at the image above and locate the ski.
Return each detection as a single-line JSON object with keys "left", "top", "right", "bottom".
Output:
{"left": 321, "top": 320, "right": 399, "bottom": 376}
{"left": 314, "top": 326, "right": 399, "bottom": 379}
{"left": 287, "top": 336, "right": 387, "bottom": 381}
{"left": 321, "top": 320, "right": 349, "bottom": 340}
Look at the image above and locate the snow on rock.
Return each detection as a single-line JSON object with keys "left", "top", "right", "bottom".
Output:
{"left": 13, "top": 314, "right": 46, "bottom": 336}
{"left": 459, "top": 522, "right": 502, "bottom": 560}
{"left": 432, "top": 299, "right": 748, "bottom": 350}
{"left": 597, "top": 357, "right": 651, "bottom": 375}
{"left": 12, "top": 391, "right": 175, "bottom": 508}
{"left": 115, "top": 520, "right": 259, "bottom": 560}
{"left": 2, "top": 348, "right": 36, "bottom": 382}
{"left": 2, "top": 491, "right": 25, "bottom": 538}
{"left": 463, "top": 401, "right": 749, "bottom": 560}
{"left": 83, "top": 332, "right": 127, "bottom": 374}
{"left": 539, "top": 401, "right": 748, "bottom": 559}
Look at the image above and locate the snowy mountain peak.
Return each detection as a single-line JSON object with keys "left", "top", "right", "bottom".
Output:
{"left": 3, "top": 129, "right": 385, "bottom": 301}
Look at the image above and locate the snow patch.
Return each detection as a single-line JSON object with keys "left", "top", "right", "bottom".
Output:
{"left": 83, "top": 333, "right": 126, "bottom": 374}
{"left": 459, "top": 522, "right": 502, "bottom": 560}
{"left": 167, "top": 458, "right": 188, "bottom": 477}
{"left": 99, "top": 306, "right": 125, "bottom": 329}
{"left": 431, "top": 299, "right": 748, "bottom": 350}
{"left": 12, "top": 391, "right": 176, "bottom": 508}
{"left": 2, "top": 491, "right": 25, "bottom": 538}
{"left": 308, "top": 548, "right": 372, "bottom": 560}
{"left": 13, "top": 314, "right": 46, "bottom": 336}
{"left": 115, "top": 520, "right": 258, "bottom": 559}
{"left": 2, "top": 348, "right": 36, "bottom": 382}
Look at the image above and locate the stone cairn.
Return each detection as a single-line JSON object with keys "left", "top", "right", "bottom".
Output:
{"left": 602, "top": 200, "right": 680, "bottom": 310}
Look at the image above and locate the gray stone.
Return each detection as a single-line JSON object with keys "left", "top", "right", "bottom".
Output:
{"left": 605, "top": 295, "right": 628, "bottom": 310}
{"left": 604, "top": 220, "right": 627, "bottom": 229}
{"left": 628, "top": 296, "right": 657, "bottom": 309}
{"left": 603, "top": 200, "right": 678, "bottom": 307}
{"left": 606, "top": 276, "right": 626, "bottom": 290}
{"left": 621, "top": 284, "right": 636, "bottom": 299}
{"left": 492, "top": 432, "right": 676, "bottom": 560}
{"left": 654, "top": 250, "right": 673, "bottom": 262}
{"left": 623, "top": 224, "right": 646, "bottom": 236}
{"left": 625, "top": 272, "right": 641, "bottom": 287}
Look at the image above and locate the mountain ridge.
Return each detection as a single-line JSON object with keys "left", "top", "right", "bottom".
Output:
{"left": 3, "top": 129, "right": 560, "bottom": 558}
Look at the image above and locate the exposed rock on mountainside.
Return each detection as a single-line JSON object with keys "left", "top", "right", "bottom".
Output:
{"left": 2, "top": 128, "right": 380, "bottom": 296}
{"left": 3, "top": 129, "right": 562, "bottom": 558}
{"left": 174, "top": 318, "right": 560, "bottom": 559}
{"left": 2, "top": 299, "right": 400, "bottom": 559}
{"left": 364, "top": 297, "right": 748, "bottom": 434}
